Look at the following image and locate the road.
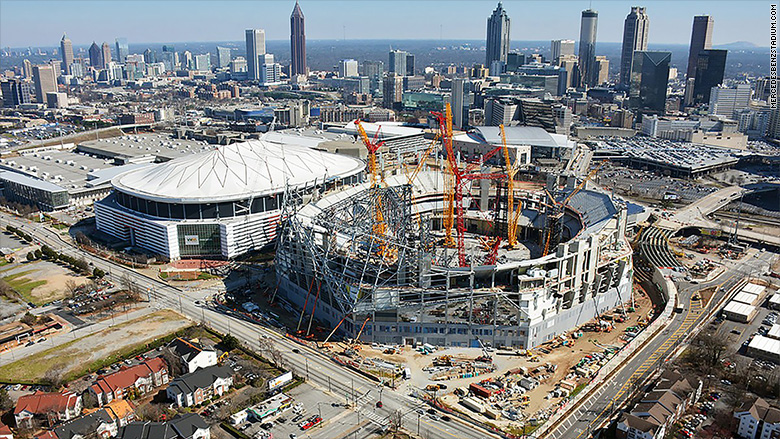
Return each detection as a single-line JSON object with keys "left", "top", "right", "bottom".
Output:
{"left": 544, "top": 251, "right": 775, "bottom": 439}
{"left": 0, "top": 213, "right": 493, "bottom": 439}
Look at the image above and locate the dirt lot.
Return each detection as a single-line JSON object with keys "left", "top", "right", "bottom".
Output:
{"left": 1, "top": 260, "right": 90, "bottom": 306}
{"left": 0, "top": 309, "right": 190, "bottom": 383}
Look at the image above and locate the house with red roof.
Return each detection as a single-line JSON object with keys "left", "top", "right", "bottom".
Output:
{"left": 89, "top": 357, "right": 168, "bottom": 406}
{"left": 14, "top": 391, "right": 82, "bottom": 429}
{"left": 0, "top": 421, "right": 13, "bottom": 439}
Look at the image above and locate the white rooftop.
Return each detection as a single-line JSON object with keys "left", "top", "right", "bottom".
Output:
{"left": 472, "top": 126, "right": 574, "bottom": 150}
{"left": 733, "top": 292, "right": 760, "bottom": 306}
{"left": 742, "top": 283, "right": 766, "bottom": 296}
{"left": 768, "top": 324, "right": 780, "bottom": 341}
{"left": 112, "top": 137, "right": 365, "bottom": 204}
{"left": 723, "top": 301, "right": 756, "bottom": 317}
{"left": 748, "top": 335, "right": 780, "bottom": 355}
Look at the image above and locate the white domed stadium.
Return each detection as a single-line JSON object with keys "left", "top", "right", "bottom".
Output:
{"left": 95, "top": 138, "right": 365, "bottom": 260}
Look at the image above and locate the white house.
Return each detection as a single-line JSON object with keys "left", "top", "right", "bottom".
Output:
{"left": 734, "top": 397, "right": 780, "bottom": 439}
{"left": 167, "top": 338, "right": 218, "bottom": 374}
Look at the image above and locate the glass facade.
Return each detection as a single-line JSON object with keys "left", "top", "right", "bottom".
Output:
{"left": 629, "top": 51, "right": 671, "bottom": 115}
{"left": 177, "top": 223, "right": 222, "bottom": 257}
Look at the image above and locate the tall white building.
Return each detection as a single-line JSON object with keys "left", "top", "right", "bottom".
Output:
{"left": 260, "top": 54, "right": 281, "bottom": 85}
{"left": 709, "top": 84, "right": 752, "bottom": 118}
{"left": 245, "top": 29, "right": 266, "bottom": 81}
{"left": 550, "top": 39, "right": 575, "bottom": 64}
{"left": 338, "top": 59, "right": 359, "bottom": 78}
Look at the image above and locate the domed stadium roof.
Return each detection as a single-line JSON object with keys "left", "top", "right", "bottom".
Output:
{"left": 112, "top": 137, "right": 365, "bottom": 204}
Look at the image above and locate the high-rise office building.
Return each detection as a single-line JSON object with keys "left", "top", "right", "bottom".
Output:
{"left": 686, "top": 15, "right": 714, "bottom": 78}
{"left": 143, "top": 48, "right": 155, "bottom": 64}
{"left": 595, "top": 56, "right": 609, "bottom": 85}
{"left": 406, "top": 54, "right": 415, "bottom": 76}
{"left": 1, "top": 79, "right": 33, "bottom": 107}
{"left": 619, "top": 6, "right": 649, "bottom": 88}
{"left": 216, "top": 46, "right": 232, "bottom": 68}
{"left": 486, "top": 2, "right": 511, "bottom": 66}
{"left": 181, "top": 51, "right": 193, "bottom": 70}
{"left": 88, "top": 42, "right": 103, "bottom": 69}
{"left": 194, "top": 54, "right": 211, "bottom": 71}
{"left": 768, "top": 107, "right": 780, "bottom": 140}
{"left": 60, "top": 34, "right": 74, "bottom": 75}
{"left": 383, "top": 74, "right": 404, "bottom": 108}
{"left": 115, "top": 38, "right": 129, "bottom": 63}
{"left": 290, "top": 1, "right": 307, "bottom": 76}
{"left": 578, "top": 9, "right": 599, "bottom": 87}
{"left": 692, "top": 49, "right": 727, "bottom": 104}
{"left": 363, "top": 60, "right": 384, "bottom": 95}
{"left": 629, "top": 51, "right": 671, "bottom": 115}
{"left": 507, "top": 52, "right": 525, "bottom": 71}
{"left": 231, "top": 57, "right": 248, "bottom": 74}
{"left": 32, "top": 64, "right": 57, "bottom": 103}
{"left": 245, "top": 29, "right": 266, "bottom": 81}
{"left": 388, "top": 50, "right": 408, "bottom": 75}
{"left": 551, "top": 40, "right": 575, "bottom": 64}
{"left": 22, "top": 59, "right": 33, "bottom": 79}
{"left": 339, "top": 59, "right": 359, "bottom": 78}
{"left": 709, "top": 84, "right": 752, "bottom": 118}
{"left": 101, "top": 42, "right": 112, "bottom": 68}
{"left": 451, "top": 78, "right": 470, "bottom": 129}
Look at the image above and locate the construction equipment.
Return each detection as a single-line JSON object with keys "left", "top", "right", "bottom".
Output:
{"left": 542, "top": 160, "right": 607, "bottom": 256}
{"left": 355, "top": 120, "right": 390, "bottom": 259}
{"left": 475, "top": 337, "right": 493, "bottom": 363}
{"left": 432, "top": 104, "right": 505, "bottom": 266}
{"left": 500, "top": 124, "right": 521, "bottom": 248}
{"left": 217, "top": 351, "right": 229, "bottom": 364}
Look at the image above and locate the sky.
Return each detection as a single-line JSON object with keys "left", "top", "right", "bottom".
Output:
{"left": 0, "top": 0, "right": 770, "bottom": 49}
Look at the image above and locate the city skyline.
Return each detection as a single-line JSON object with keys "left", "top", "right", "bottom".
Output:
{"left": 0, "top": 0, "right": 769, "bottom": 48}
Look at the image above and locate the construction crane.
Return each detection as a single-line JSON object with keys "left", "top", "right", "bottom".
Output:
{"left": 432, "top": 104, "right": 505, "bottom": 267}
{"left": 542, "top": 160, "right": 607, "bottom": 256}
{"left": 500, "top": 124, "right": 521, "bottom": 249}
{"left": 355, "top": 120, "right": 389, "bottom": 259}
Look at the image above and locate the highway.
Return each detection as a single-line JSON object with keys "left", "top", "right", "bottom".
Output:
{"left": 0, "top": 213, "right": 495, "bottom": 439}
{"left": 544, "top": 252, "right": 774, "bottom": 439}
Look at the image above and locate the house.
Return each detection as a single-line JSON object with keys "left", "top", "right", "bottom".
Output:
{"left": 0, "top": 421, "right": 13, "bottom": 439}
{"left": 104, "top": 399, "right": 136, "bottom": 427}
{"left": 90, "top": 358, "right": 168, "bottom": 405}
{"left": 14, "top": 391, "right": 82, "bottom": 429}
{"left": 616, "top": 370, "right": 700, "bottom": 439}
{"left": 51, "top": 409, "right": 118, "bottom": 439}
{"left": 117, "top": 414, "right": 209, "bottom": 439}
{"left": 167, "top": 338, "right": 218, "bottom": 373}
{"left": 734, "top": 397, "right": 780, "bottom": 439}
{"left": 166, "top": 365, "right": 233, "bottom": 408}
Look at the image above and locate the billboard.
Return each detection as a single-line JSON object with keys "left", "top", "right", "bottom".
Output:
{"left": 699, "top": 228, "right": 722, "bottom": 237}
{"left": 184, "top": 235, "right": 200, "bottom": 245}
{"left": 267, "top": 371, "right": 293, "bottom": 391}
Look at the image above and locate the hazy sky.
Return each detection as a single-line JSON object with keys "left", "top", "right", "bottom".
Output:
{"left": 0, "top": 0, "right": 770, "bottom": 48}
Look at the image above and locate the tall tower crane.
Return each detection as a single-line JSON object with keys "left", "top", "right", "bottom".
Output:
{"left": 355, "top": 120, "right": 389, "bottom": 258}
{"left": 500, "top": 124, "right": 521, "bottom": 249}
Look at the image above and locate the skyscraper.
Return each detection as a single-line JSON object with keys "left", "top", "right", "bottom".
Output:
{"left": 406, "top": 54, "right": 415, "bottom": 76}
{"left": 629, "top": 51, "right": 671, "bottom": 115}
{"left": 115, "top": 38, "right": 129, "bottom": 63}
{"left": 101, "top": 42, "right": 112, "bottom": 68}
{"left": 578, "top": 9, "right": 599, "bottom": 88}
{"left": 60, "top": 34, "right": 74, "bottom": 75}
{"left": 485, "top": 2, "right": 511, "bottom": 66}
{"left": 383, "top": 74, "right": 403, "bottom": 109}
{"left": 550, "top": 40, "right": 575, "bottom": 64}
{"left": 216, "top": 47, "right": 232, "bottom": 68}
{"left": 22, "top": 59, "right": 32, "bottom": 79}
{"left": 388, "top": 50, "right": 408, "bottom": 75}
{"left": 692, "top": 49, "right": 727, "bottom": 104}
{"left": 339, "top": 59, "right": 358, "bottom": 77}
{"left": 451, "top": 78, "right": 470, "bottom": 130}
{"left": 32, "top": 64, "right": 57, "bottom": 103}
{"left": 245, "top": 29, "right": 266, "bottom": 81}
{"left": 595, "top": 56, "right": 609, "bottom": 85}
{"left": 686, "top": 15, "right": 714, "bottom": 78}
{"left": 88, "top": 42, "right": 102, "bottom": 69}
{"left": 1, "top": 79, "right": 33, "bottom": 107}
{"left": 290, "top": 1, "right": 307, "bottom": 77}
{"left": 619, "top": 6, "right": 649, "bottom": 88}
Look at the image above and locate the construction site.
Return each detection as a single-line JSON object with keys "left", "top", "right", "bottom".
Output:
{"left": 274, "top": 103, "right": 635, "bottom": 351}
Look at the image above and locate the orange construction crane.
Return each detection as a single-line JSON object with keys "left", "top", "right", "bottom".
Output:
{"left": 355, "top": 120, "right": 389, "bottom": 258}
{"left": 500, "top": 124, "right": 521, "bottom": 249}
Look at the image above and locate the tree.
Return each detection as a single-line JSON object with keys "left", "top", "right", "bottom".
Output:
{"left": 82, "top": 391, "right": 98, "bottom": 409}
{"left": 44, "top": 366, "right": 64, "bottom": 389}
{"left": 20, "top": 312, "right": 37, "bottom": 326}
{"left": 0, "top": 387, "right": 12, "bottom": 411}
{"left": 34, "top": 249, "right": 42, "bottom": 259}
{"left": 93, "top": 267, "right": 106, "bottom": 278}
{"left": 26, "top": 251, "right": 35, "bottom": 262}
{"left": 161, "top": 349, "right": 185, "bottom": 377}
{"left": 220, "top": 334, "right": 240, "bottom": 351}
{"left": 75, "top": 231, "right": 90, "bottom": 246}
{"left": 64, "top": 280, "right": 79, "bottom": 299}
{"left": 693, "top": 333, "right": 728, "bottom": 368}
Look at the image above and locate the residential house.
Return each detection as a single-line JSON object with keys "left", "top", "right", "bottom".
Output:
{"left": 14, "top": 391, "right": 82, "bottom": 429}
{"left": 0, "top": 421, "right": 13, "bottom": 439}
{"left": 734, "top": 397, "right": 780, "bottom": 439}
{"left": 90, "top": 358, "right": 168, "bottom": 405}
{"left": 117, "top": 414, "right": 209, "bottom": 439}
{"left": 166, "top": 365, "right": 233, "bottom": 408}
{"left": 616, "top": 370, "right": 700, "bottom": 439}
{"left": 167, "top": 338, "right": 218, "bottom": 373}
{"left": 51, "top": 409, "right": 117, "bottom": 439}
{"left": 104, "top": 399, "right": 136, "bottom": 428}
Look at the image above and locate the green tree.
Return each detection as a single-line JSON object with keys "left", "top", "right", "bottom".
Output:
{"left": 34, "top": 249, "right": 42, "bottom": 259}
{"left": 0, "top": 387, "right": 12, "bottom": 411}
{"left": 26, "top": 251, "right": 35, "bottom": 262}
{"left": 93, "top": 268, "right": 105, "bottom": 278}
{"left": 20, "top": 312, "right": 37, "bottom": 326}
{"left": 221, "top": 334, "right": 240, "bottom": 351}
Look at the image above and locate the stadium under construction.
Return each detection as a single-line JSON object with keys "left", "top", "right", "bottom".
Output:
{"left": 275, "top": 105, "right": 634, "bottom": 349}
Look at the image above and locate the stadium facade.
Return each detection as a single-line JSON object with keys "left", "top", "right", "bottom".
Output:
{"left": 94, "top": 138, "right": 364, "bottom": 260}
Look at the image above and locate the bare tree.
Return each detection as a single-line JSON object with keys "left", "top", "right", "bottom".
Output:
{"left": 44, "top": 366, "right": 65, "bottom": 390}
{"left": 389, "top": 409, "right": 404, "bottom": 433}
{"left": 161, "top": 349, "right": 185, "bottom": 377}
{"left": 64, "top": 280, "right": 79, "bottom": 299}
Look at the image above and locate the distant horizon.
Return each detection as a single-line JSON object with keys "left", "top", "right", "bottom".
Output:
{"left": 3, "top": 38, "right": 769, "bottom": 51}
